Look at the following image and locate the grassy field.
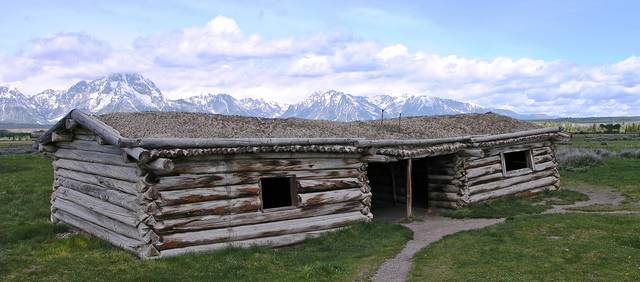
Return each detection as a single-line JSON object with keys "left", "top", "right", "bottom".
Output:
{"left": 0, "top": 140, "right": 33, "bottom": 148}
{"left": 0, "top": 154, "right": 412, "bottom": 281}
{"left": 410, "top": 214, "right": 640, "bottom": 281}
{"left": 569, "top": 134, "right": 640, "bottom": 151}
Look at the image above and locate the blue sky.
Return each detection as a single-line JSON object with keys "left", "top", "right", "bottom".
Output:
{"left": 3, "top": 0, "right": 639, "bottom": 64}
{"left": 1, "top": 0, "right": 640, "bottom": 116}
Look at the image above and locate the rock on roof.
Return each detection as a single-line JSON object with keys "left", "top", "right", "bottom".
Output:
{"left": 98, "top": 112, "right": 540, "bottom": 140}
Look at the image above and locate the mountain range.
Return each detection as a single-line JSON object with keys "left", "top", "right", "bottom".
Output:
{"left": 0, "top": 73, "right": 551, "bottom": 124}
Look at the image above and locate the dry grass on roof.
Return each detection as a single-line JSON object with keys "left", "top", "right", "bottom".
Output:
{"left": 98, "top": 112, "right": 540, "bottom": 139}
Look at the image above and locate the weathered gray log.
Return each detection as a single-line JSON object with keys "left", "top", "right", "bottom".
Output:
{"left": 53, "top": 209, "right": 142, "bottom": 252}
{"left": 156, "top": 211, "right": 366, "bottom": 250}
{"left": 358, "top": 136, "right": 470, "bottom": 147}
{"left": 54, "top": 186, "right": 138, "bottom": 226}
{"left": 153, "top": 169, "right": 362, "bottom": 190}
{"left": 297, "top": 178, "right": 364, "bottom": 193}
{"left": 53, "top": 197, "right": 140, "bottom": 239}
{"left": 468, "top": 176, "right": 558, "bottom": 203}
{"left": 182, "top": 152, "right": 361, "bottom": 161}
{"left": 38, "top": 144, "right": 58, "bottom": 153}
{"left": 52, "top": 132, "right": 73, "bottom": 142}
{"left": 70, "top": 109, "right": 122, "bottom": 146}
{"left": 55, "top": 168, "right": 138, "bottom": 195}
{"left": 484, "top": 142, "right": 549, "bottom": 156}
{"left": 157, "top": 184, "right": 260, "bottom": 206}
{"left": 122, "top": 147, "right": 151, "bottom": 163}
{"left": 466, "top": 163, "right": 503, "bottom": 179}
{"left": 54, "top": 159, "right": 139, "bottom": 182}
{"left": 152, "top": 197, "right": 261, "bottom": 219}
{"left": 141, "top": 158, "right": 174, "bottom": 174}
{"left": 466, "top": 172, "right": 505, "bottom": 186}
{"left": 56, "top": 177, "right": 138, "bottom": 210}
{"left": 74, "top": 134, "right": 96, "bottom": 141}
{"left": 56, "top": 140, "right": 123, "bottom": 155}
{"left": 171, "top": 158, "right": 361, "bottom": 175}
{"left": 468, "top": 169, "right": 556, "bottom": 195}
{"left": 465, "top": 156, "right": 502, "bottom": 169}
{"left": 470, "top": 127, "right": 560, "bottom": 143}
{"left": 532, "top": 147, "right": 553, "bottom": 156}
{"left": 54, "top": 148, "right": 136, "bottom": 167}
{"left": 120, "top": 137, "right": 360, "bottom": 149}
{"left": 360, "top": 154, "right": 397, "bottom": 163}
{"left": 534, "top": 154, "right": 554, "bottom": 164}
{"left": 459, "top": 149, "right": 484, "bottom": 158}
{"left": 154, "top": 201, "right": 363, "bottom": 232}
{"left": 158, "top": 228, "right": 339, "bottom": 258}
{"left": 65, "top": 118, "right": 78, "bottom": 130}
{"left": 534, "top": 161, "right": 556, "bottom": 171}
{"left": 297, "top": 188, "right": 369, "bottom": 207}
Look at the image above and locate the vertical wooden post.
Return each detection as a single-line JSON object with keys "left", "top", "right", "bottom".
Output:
{"left": 406, "top": 158, "right": 413, "bottom": 219}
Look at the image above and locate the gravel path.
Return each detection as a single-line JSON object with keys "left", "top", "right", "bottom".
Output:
{"left": 372, "top": 215, "right": 504, "bottom": 282}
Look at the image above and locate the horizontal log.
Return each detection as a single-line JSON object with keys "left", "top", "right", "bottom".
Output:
{"left": 38, "top": 144, "right": 57, "bottom": 153}
{"left": 468, "top": 176, "right": 559, "bottom": 203}
{"left": 54, "top": 148, "right": 136, "bottom": 167}
{"left": 468, "top": 169, "right": 556, "bottom": 195}
{"left": 74, "top": 134, "right": 96, "bottom": 141}
{"left": 52, "top": 132, "right": 73, "bottom": 142}
{"left": 53, "top": 209, "right": 143, "bottom": 253}
{"left": 141, "top": 158, "right": 174, "bottom": 174}
{"left": 465, "top": 156, "right": 502, "bottom": 169}
{"left": 534, "top": 161, "right": 556, "bottom": 171}
{"left": 534, "top": 154, "right": 554, "bottom": 164}
{"left": 122, "top": 147, "right": 151, "bottom": 163}
{"left": 360, "top": 154, "right": 397, "bottom": 163}
{"left": 154, "top": 169, "right": 362, "bottom": 190}
{"left": 297, "top": 178, "right": 364, "bottom": 193}
{"left": 56, "top": 140, "right": 123, "bottom": 155}
{"left": 484, "top": 142, "right": 550, "bottom": 156}
{"left": 532, "top": 147, "right": 553, "bottom": 156}
{"left": 171, "top": 158, "right": 361, "bottom": 175}
{"left": 157, "top": 184, "right": 260, "bottom": 206}
{"left": 157, "top": 211, "right": 366, "bottom": 250}
{"left": 298, "top": 188, "right": 369, "bottom": 207}
{"left": 471, "top": 128, "right": 560, "bottom": 143}
{"left": 54, "top": 186, "right": 138, "bottom": 226}
{"left": 158, "top": 228, "right": 338, "bottom": 258}
{"left": 466, "top": 163, "right": 503, "bottom": 179}
{"left": 154, "top": 201, "right": 363, "bottom": 233}
{"left": 182, "top": 152, "right": 361, "bottom": 161}
{"left": 54, "top": 159, "right": 139, "bottom": 182}
{"left": 153, "top": 197, "right": 261, "bottom": 219}
{"left": 466, "top": 172, "right": 505, "bottom": 186}
{"left": 55, "top": 168, "right": 138, "bottom": 195}
{"left": 121, "top": 137, "right": 359, "bottom": 149}
{"left": 53, "top": 197, "right": 140, "bottom": 239}
{"left": 56, "top": 177, "right": 138, "bottom": 210}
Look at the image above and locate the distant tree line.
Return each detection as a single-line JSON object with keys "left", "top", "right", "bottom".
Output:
{"left": 539, "top": 121, "right": 640, "bottom": 134}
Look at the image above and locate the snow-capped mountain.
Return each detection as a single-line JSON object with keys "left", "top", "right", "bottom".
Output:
{"left": 0, "top": 86, "right": 42, "bottom": 123}
{"left": 281, "top": 90, "right": 380, "bottom": 121}
{"left": 0, "top": 73, "right": 551, "bottom": 124}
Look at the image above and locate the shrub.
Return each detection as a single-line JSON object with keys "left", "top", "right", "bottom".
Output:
{"left": 618, "top": 149, "right": 640, "bottom": 158}
{"left": 556, "top": 147, "right": 608, "bottom": 169}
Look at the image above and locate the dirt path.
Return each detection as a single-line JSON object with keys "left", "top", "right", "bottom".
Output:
{"left": 543, "top": 188, "right": 625, "bottom": 214}
{"left": 372, "top": 215, "right": 503, "bottom": 282}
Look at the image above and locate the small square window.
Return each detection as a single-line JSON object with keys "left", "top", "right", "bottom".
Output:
{"left": 260, "top": 177, "right": 297, "bottom": 210}
{"left": 503, "top": 150, "right": 532, "bottom": 173}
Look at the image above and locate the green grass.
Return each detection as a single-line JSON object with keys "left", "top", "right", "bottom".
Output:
{"left": 443, "top": 190, "right": 589, "bottom": 219}
{"left": 410, "top": 214, "right": 640, "bottom": 281}
{"left": 0, "top": 140, "right": 33, "bottom": 148}
{"left": 569, "top": 134, "right": 640, "bottom": 152}
{"left": 0, "top": 154, "right": 412, "bottom": 281}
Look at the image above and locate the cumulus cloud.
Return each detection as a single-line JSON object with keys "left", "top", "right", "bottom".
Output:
{"left": 1, "top": 15, "right": 640, "bottom": 117}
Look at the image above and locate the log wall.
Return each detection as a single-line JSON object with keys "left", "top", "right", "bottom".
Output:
{"left": 139, "top": 152, "right": 371, "bottom": 258}
{"left": 461, "top": 141, "right": 560, "bottom": 206}
{"left": 425, "top": 154, "right": 468, "bottom": 209}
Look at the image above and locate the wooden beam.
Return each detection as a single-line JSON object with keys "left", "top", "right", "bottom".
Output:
{"left": 406, "top": 158, "right": 413, "bottom": 219}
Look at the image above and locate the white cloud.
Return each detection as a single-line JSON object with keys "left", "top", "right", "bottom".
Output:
{"left": 1, "top": 15, "right": 640, "bottom": 116}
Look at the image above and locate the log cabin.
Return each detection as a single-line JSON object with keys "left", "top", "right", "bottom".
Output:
{"left": 36, "top": 109, "right": 569, "bottom": 259}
